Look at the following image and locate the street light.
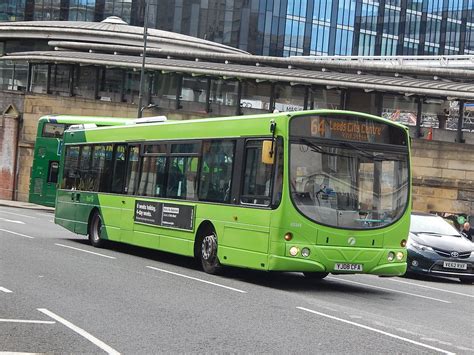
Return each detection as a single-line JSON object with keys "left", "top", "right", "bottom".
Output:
{"left": 137, "top": 0, "right": 150, "bottom": 118}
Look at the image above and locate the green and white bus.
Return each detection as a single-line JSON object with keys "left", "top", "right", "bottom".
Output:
{"left": 29, "top": 115, "right": 132, "bottom": 207}
{"left": 55, "top": 110, "right": 411, "bottom": 278}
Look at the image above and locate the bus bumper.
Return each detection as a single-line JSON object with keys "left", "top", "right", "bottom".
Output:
{"left": 268, "top": 245, "right": 407, "bottom": 276}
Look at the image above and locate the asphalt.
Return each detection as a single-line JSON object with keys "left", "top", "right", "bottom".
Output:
{"left": 1, "top": 204, "right": 473, "bottom": 354}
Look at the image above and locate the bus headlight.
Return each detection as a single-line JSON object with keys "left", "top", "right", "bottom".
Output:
{"left": 396, "top": 252, "right": 404, "bottom": 261}
{"left": 301, "top": 248, "right": 310, "bottom": 257}
{"left": 289, "top": 246, "right": 299, "bottom": 256}
{"left": 387, "top": 252, "right": 395, "bottom": 261}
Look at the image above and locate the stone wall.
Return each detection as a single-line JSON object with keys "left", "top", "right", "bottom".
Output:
{"left": 411, "top": 139, "right": 474, "bottom": 216}
{"left": 0, "top": 105, "right": 20, "bottom": 200}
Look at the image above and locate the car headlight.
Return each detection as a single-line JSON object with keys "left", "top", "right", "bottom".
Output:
{"left": 408, "top": 240, "right": 433, "bottom": 252}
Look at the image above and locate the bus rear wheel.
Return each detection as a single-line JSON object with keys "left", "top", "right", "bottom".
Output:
{"left": 89, "top": 211, "right": 105, "bottom": 248}
{"left": 303, "top": 272, "right": 329, "bottom": 280}
{"left": 198, "top": 230, "right": 221, "bottom": 274}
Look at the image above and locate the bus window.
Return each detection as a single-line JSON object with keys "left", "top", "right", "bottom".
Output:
{"left": 77, "top": 146, "right": 92, "bottom": 190}
{"left": 171, "top": 142, "right": 200, "bottom": 154}
{"left": 167, "top": 156, "right": 199, "bottom": 200}
{"left": 144, "top": 144, "right": 167, "bottom": 154}
{"left": 47, "top": 161, "right": 59, "bottom": 184}
{"left": 137, "top": 156, "right": 167, "bottom": 197}
{"left": 62, "top": 146, "right": 80, "bottom": 189}
{"left": 91, "top": 145, "right": 114, "bottom": 192}
{"left": 199, "top": 140, "right": 235, "bottom": 203}
{"left": 125, "top": 146, "right": 140, "bottom": 195}
{"left": 111, "top": 145, "right": 127, "bottom": 194}
{"left": 42, "top": 123, "right": 66, "bottom": 138}
{"left": 241, "top": 140, "right": 273, "bottom": 206}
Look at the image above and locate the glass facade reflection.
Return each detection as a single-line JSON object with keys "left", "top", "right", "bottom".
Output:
{"left": 1, "top": 0, "right": 473, "bottom": 56}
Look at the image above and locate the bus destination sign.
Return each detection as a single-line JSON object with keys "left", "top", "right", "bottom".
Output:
{"left": 134, "top": 200, "right": 194, "bottom": 231}
{"left": 290, "top": 115, "right": 407, "bottom": 144}
{"left": 310, "top": 116, "right": 389, "bottom": 143}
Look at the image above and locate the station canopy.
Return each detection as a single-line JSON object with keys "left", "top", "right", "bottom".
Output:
{"left": 1, "top": 19, "right": 474, "bottom": 100}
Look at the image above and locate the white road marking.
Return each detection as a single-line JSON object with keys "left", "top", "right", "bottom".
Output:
{"left": 38, "top": 308, "right": 120, "bottom": 355}
{"left": 0, "top": 287, "right": 13, "bottom": 293}
{"left": 0, "top": 210, "right": 37, "bottom": 219}
{"left": 297, "top": 307, "right": 455, "bottom": 355}
{"left": 146, "top": 266, "right": 247, "bottom": 293}
{"left": 390, "top": 278, "right": 474, "bottom": 298}
{"left": 0, "top": 217, "right": 25, "bottom": 224}
{"left": 0, "top": 318, "right": 55, "bottom": 324}
{"left": 327, "top": 276, "right": 451, "bottom": 304}
{"left": 0, "top": 228, "right": 35, "bottom": 239}
{"left": 55, "top": 243, "right": 116, "bottom": 259}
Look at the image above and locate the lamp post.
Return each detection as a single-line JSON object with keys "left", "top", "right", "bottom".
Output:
{"left": 137, "top": 0, "right": 150, "bottom": 118}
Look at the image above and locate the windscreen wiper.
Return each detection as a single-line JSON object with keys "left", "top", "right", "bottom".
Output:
{"left": 300, "top": 138, "right": 324, "bottom": 153}
{"left": 340, "top": 142, "right": 376, "bottom": 159}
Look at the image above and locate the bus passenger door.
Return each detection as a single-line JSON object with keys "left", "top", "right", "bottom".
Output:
{"left": 96, "top": 144, "right": 129, "bottom": 242}
{"left": 220, "top": 139, "right": 274, "bottom": 270}
{"left": 118, "top": 145, "right": 141, "bottom": 241}
{"left": 55, "top": 146, "right": 80, "bottom": 232}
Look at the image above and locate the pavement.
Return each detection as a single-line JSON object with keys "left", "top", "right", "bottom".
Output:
{"left": 0, "top": 199, "right": 54, "bottom": 212}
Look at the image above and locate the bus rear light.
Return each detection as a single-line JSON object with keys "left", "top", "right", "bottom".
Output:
{"left": 400, "top": 239, "right": 407, "bottom": 247}
{"left": 284, "top": 232, "right": 293, "bottom": 241}
{"left": 289, "top": 246, "right": 299, "bottom": 256}
{"left": 396, "top": 252, "right": 404, "bottom": 261}
{"left": 387, "top": 252, "right": 395, "bottom": 262}
{"left": 301, "top": 248, "right": 310, "bottom": 257}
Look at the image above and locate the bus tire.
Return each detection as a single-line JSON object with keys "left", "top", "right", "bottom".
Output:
{"left": 303, "top": 272, "right": 329, "bottom": 280}
{"left": 196, "top": 228, "right": 221, "bottom": 274}
{"left": 88, "top": 210, "right": 105, "bottom": 248}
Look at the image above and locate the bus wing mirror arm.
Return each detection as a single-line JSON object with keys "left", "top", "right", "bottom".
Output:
{"left": 269, "top": 120, "right": 276, "bottom": 158}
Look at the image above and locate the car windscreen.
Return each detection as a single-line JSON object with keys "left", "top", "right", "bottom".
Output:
{"left": 410, "top": 215, "right": 461, "bottom": 236}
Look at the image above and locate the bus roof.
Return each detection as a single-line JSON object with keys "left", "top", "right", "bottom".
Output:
{"left": 62, "top": 109, "right": 409, "bottom": 144}
{"left": 38, "top": 115, "right": 134, "bottom": 125}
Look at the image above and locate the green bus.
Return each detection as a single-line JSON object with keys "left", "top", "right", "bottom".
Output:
{"left": 29, "top": 115, "right": 132, "bottom": 207}
{"left": 55, "top": 110, "right": 411, "bottom": 278}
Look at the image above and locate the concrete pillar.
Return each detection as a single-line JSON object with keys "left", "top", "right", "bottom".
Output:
{"left": 0, "top": 105, "right": 21, "bottom": 200}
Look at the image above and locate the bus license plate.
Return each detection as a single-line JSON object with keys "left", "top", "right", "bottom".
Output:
{"left": 335, "top": 263, "right": 363, "bottom": 271}
{"left": 443, "top": 261, "right": 467, "bottom": 270}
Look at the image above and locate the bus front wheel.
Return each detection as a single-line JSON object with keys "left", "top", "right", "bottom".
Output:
{"left": 303, "top": 272, "right": 329, "bottom": 280}
{"left": 197, "top": 230, "right": 221, "bottom": 274}
{"left": 89, "top": 211, "right": 105, "bottom": 248}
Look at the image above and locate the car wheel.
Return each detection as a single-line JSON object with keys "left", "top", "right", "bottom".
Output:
{"left": 303, "top": 272, "right": 329, "bottom": 280}
{"left": 198, "top": 230, "right": 221, "bottom": 274}
{"left": 89, "top": 211, "right": 105, "bottom": 248}
{"left": 459, "top": 278, "right": 473, "bottom": 284}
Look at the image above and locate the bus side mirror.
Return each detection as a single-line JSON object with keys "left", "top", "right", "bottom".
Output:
{"left": 261, "top": 140, "right": 274, "bottom": 165}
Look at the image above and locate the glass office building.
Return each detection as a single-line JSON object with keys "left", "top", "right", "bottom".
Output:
{"left": 1, "top": 0, "right": 473, "bottom": 56}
